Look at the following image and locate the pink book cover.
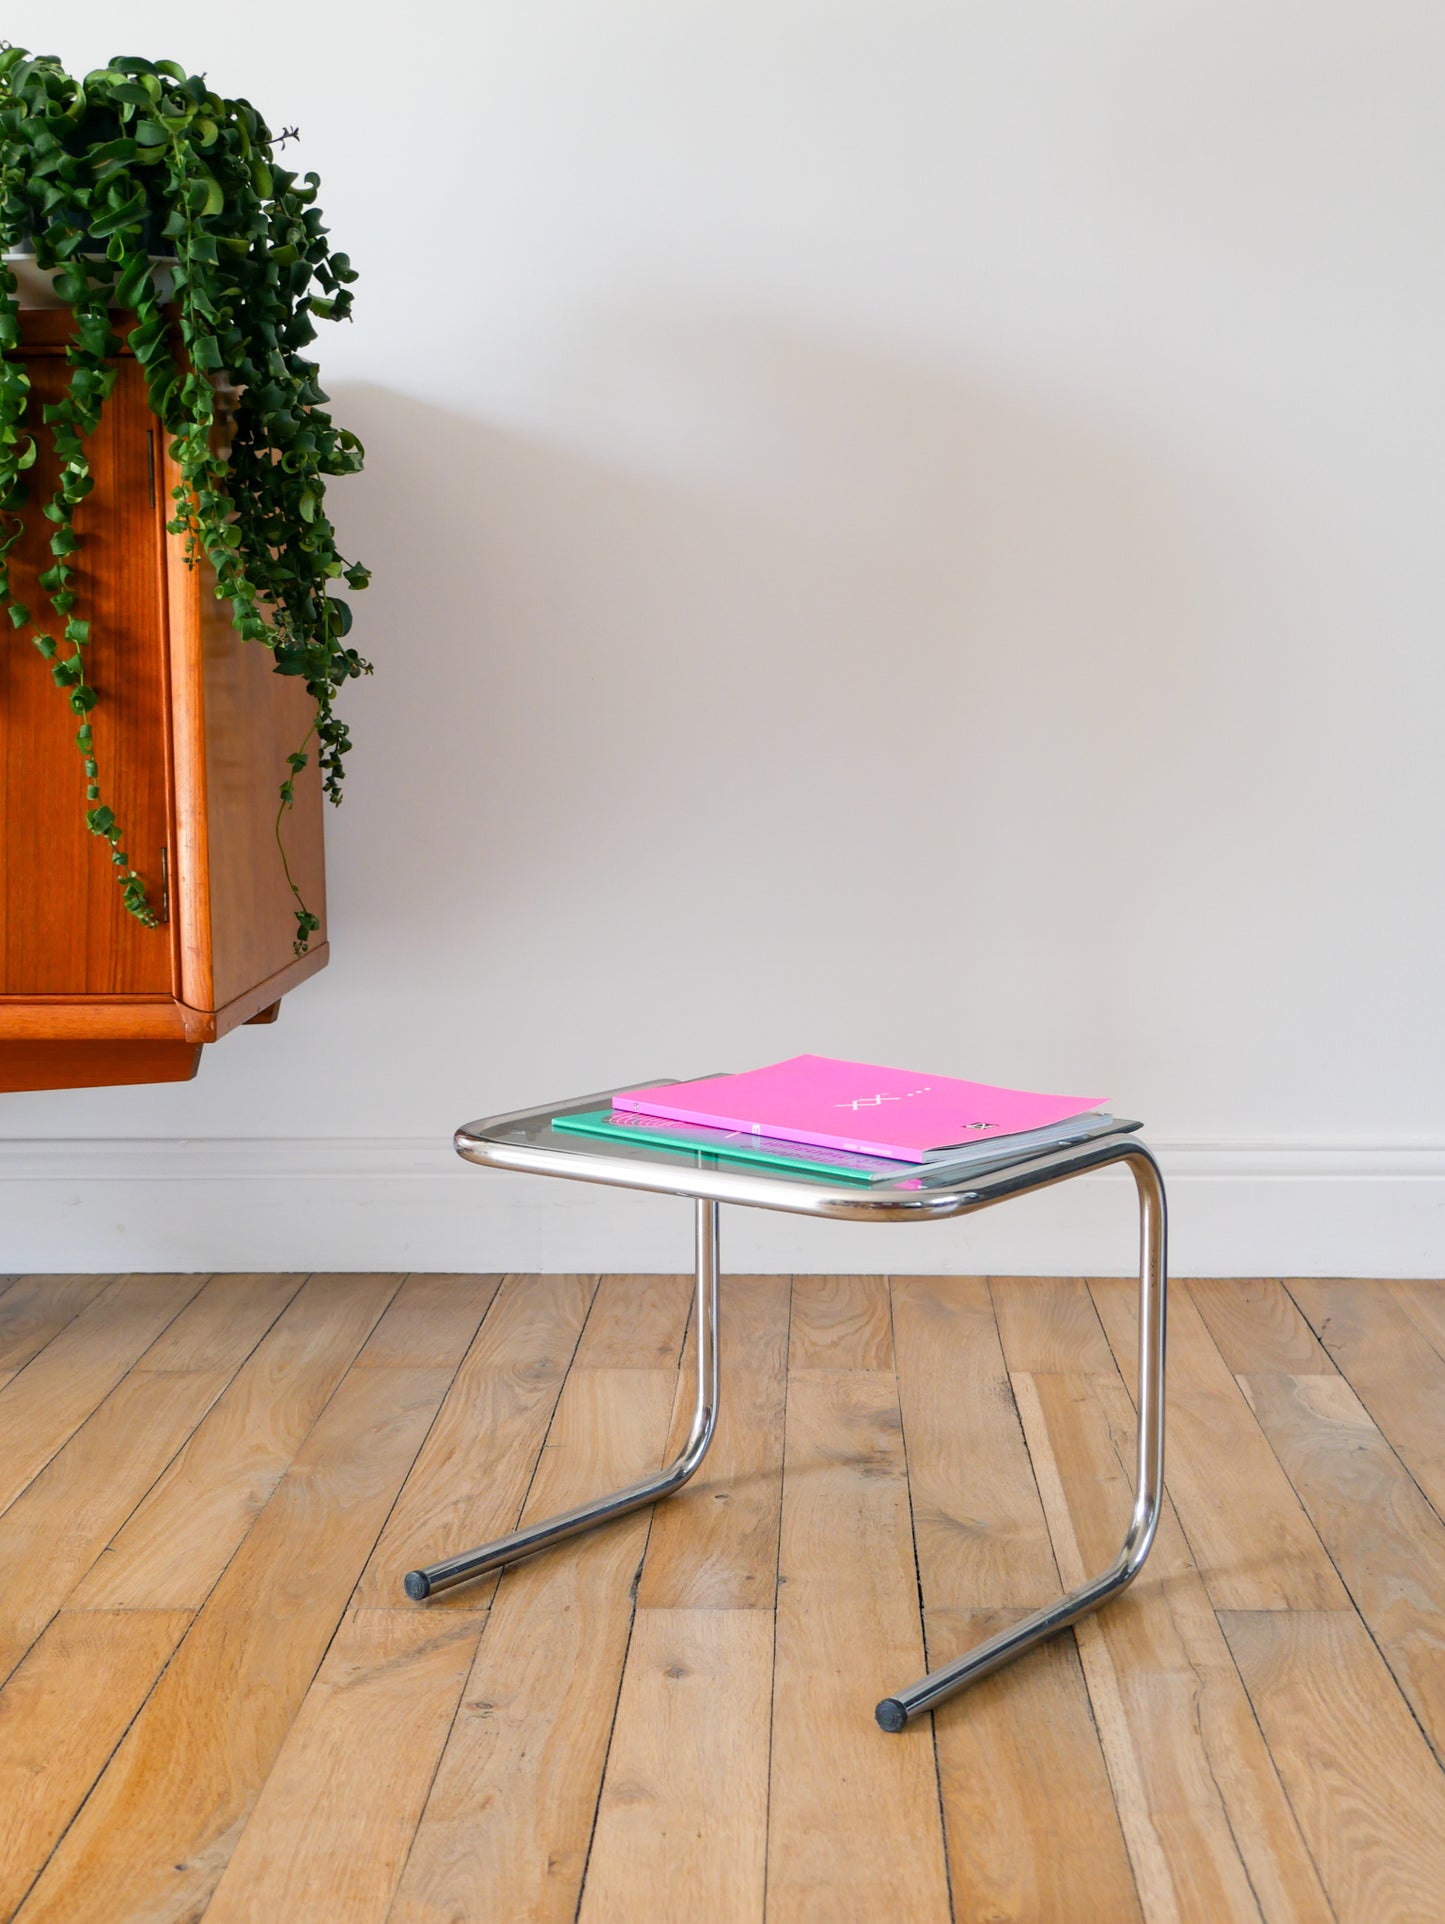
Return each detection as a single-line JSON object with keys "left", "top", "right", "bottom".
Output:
{"left": 613, "top": 1056, "right": 1105, "bottom": 1163}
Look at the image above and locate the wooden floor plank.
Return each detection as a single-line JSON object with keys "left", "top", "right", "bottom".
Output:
{"left": 990, "top": 1275, "right": 1119, "bottom": 1374}
{"left": 6, "top": 1272, "right": 1442, "bottom": 1924}
{"left": 1238, "top": 1368, "right": 1445, "bottom": 1764}
{"left": 893, "top": 1275, "right": 1059, "bottom": 1607}
{"left": 202, "top": 1609, "right": 480, "bottom": 1924}
{"left": 353, "top": 1273, "right": 503, "bottom": 1369}
{"left": 387, "top": 1364, "right": 680, "bottom": 1924}
{"left": 765, "top": 1368, "right": 952, "bottom": 1924}
{"left": 352, "top": 1273, "right": 597, "bottom": 1612}
{"left": 788, "top": 1274, "right": 893, "bottom": 1370}
{"left": 1189, "top": 1278, "right": 1335, "bottom": 1375}
{"left": 0, "top": 1608, "right": 192, "bottom": 1921}
{"left": 638, "top": 1275, "right": 790, "bottom": 1611}
{"left": 1391, "top": 1277, "right": 1445, "bottom": 1359}
{"left": 573, "top": 1274, "right": 691, "bottom": 1368}
{"left": 635, "top": 1366, "right": 785, "bottom": 1613}
{"left": 577, "top": 1607, "right": 771, "bottom": 1924}
{"left": 1222, "top": 1608, "right": 1445, "bottom": 1924}
{"left": 1090, "top": 1278, "right": 1348, "bottom": 1610}
{"left": 0, "top": 1364, "right": 230, "bottom": 1682}
{"left": 921, "top": 1284, "right": 1141, "bottom": 1922}
{"left": 0, "top": 1274, "right": 208, "bottom": 1518}
{"left": 673, "top": 1269, "right": 790, "bottom": 1391}
{"left": 1288, "top": 1276, "right": 1445, "bottom": 1520}
{"left": 928, "top": 1606, "right": 1142, "bottom": 1924}
{"left": 0, "top": 1274, "right": 115, "bottom": 1373}
{"left": 15, "top": 1364, "right": 451, "bottom": 1924}
{"left": 682, "top": 1273, "right": 791, "bottom": 1379}
{"left": 133, "top": 1272, "right": 304, "bottom": 1373}
{"left": 1017, "top": 1369, "right": 1334, "bottom": 1924}
{"left": 71, "top": 1271, "right": 402, "bottom": 1612}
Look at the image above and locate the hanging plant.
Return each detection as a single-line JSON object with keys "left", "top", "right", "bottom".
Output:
{"left": 0, "top": 45, "right": 369, "bottom": 953}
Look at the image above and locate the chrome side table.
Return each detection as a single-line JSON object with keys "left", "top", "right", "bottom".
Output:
{"left": 403, "top": 1081, "right": 1167, "bottom": 1733}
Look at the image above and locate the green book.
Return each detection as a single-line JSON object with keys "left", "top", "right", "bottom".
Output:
{"left": 551, "top": 1108, "right": 901, "bottom": 1184}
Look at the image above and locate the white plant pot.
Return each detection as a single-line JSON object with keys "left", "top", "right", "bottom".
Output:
{"left": 4, "top": 249, "right": 176, "bottom": 309}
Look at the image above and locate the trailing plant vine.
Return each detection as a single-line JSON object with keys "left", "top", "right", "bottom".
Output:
{"left": 0, "top": 46, "right": 369, "bottom": 951}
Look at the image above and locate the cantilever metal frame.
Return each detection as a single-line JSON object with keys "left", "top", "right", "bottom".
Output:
{"left": 403, "top": 1198, "right": 720, "bottom": 1601}
{"left": 404, "top": 1085, "right": 1167, "bottom": 1734}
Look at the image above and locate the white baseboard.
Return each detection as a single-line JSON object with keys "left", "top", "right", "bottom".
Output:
{"left": 0, "top": 1131, "right": 1439, "bottom": 1285}
{"left": 1, "top": 1136, "right": 1443, "bottom": 1277}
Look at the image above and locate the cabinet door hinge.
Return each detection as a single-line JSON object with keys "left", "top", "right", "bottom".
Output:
{"left": 158, "top": 845, "right": 170, "bottom": 925}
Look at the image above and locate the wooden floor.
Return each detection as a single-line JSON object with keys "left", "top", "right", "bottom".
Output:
{"left": 0, "top": 1272, "right": 1443, "bottom": 1922}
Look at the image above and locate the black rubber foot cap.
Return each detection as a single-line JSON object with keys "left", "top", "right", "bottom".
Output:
{"left": 403, "top": 1570, "right": 431, "bottom": 1601}
{"left": 875, "top": 1698, "right": 907, "bottom": 1733}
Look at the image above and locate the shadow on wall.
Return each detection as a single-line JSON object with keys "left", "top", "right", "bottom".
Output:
{"left": 322, "top": 312, "right": 1240, "bottom": 1055}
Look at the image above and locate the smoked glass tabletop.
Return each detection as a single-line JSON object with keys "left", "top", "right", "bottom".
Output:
{"left": 455, "top": 1081, "right": 1144, "bottom": 1224}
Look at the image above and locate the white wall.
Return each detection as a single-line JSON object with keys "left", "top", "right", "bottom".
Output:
{"left": 4, "top": 2, "right": 1443, "bottom": 1275}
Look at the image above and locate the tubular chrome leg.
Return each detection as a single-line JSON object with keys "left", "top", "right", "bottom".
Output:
{"left": 403, "top": 1199, "right": 721, "bottom": 1601}
{"left": 875, "top": 1146, "right": 1167, "bottom": 1732}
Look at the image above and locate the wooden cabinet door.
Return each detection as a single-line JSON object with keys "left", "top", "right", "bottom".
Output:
{"left": 0, "top": 347, "right": 175, "bottom": 997}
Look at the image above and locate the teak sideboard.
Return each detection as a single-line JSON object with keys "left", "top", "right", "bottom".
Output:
{"left": 0, "top": 309, "right": 327, "bottom": 1093}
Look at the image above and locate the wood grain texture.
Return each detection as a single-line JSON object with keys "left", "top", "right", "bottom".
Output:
{"left": 2, "top": 307, "right": 330, "bottom": 1090}
{"left": 1091, "top": 1278, "right": 1348, "bottom": 1611}
{"left": 578, "top": 1607, "right": 772, "bottom": 1924}
{"left": 165, "top": 467, "right": 328, "bottom": 1012}
{"left": 71, "top": 1271, "right": 400, "bottom": 1611}
{"left": 1287, "top": 1276, "right": 1445, "bottom": 1519}
{"left": 766, "top": 1368, "right": 952, "bottom": 1924}
{"left": 788, "top": 1273, "right": 893, "bottom": 1369}
{"left": 708, "top": 1272, "right": 793, "bottom": 1376}
{"left": 203, "top": 1609, "right": 480, "bottom": 1924}
{"left": 0, "top": 998, "right": 201, "bottom": 1040}
{"left": 1189, "top": 1278, "right": 1335, "bottom": 1375}
{"left": 387, "top": 1365, "right": 680, "bottom": 1924}
{"left": 1017, "top": 1370, "right": 1334, "bottom": 1924}
{"left": 352, "top": 1272, "right": 596, "bottom": 1612}
{"left": 0, "top": 1274, "right": 114, "bottom": 1372}
{"left": 0, "top": 1273, "right": 206, "bottom": 1517}
{"left": 6, "top": 1274, "right": 1442, "bottom": 1922}
{"left": 573, "top": 1273, "right": 691, "bottom": 1368}
{"left": 928, "top": 1606, "right": 1142, "bottom": 1924}
{"left": 1222, "top": 1607, "right": 1445, "bottom": 1923}
{"left": 674, "top": 1270, "right": 791, "bottom": 1382}
{"left": 893, "top": 1275, "right": 1058, "bottom": 1607}
{"left": 0, "top": 1039, "right": 202, "bottom": 1089}
{"left": 1, "top": 343, "right": 174, "bottom": 999}
{"left": 14, "top": 1364, "right": 449, "bottom": 1924}
{"left": 0, "top": 1364, "right": 229, "bottom": 1682}
{"left": 638, "top": 1274, "right": 790, "bottom": 1611}
{"left": 990, "top": 1275, "right": 1119, "bottom": 1374}
{"left": 124, "top": 1270, "right": 298, "bottom": 1373}
{"left": 0, "top": 1608, "right": 192, "bottom": 1921}
{"left": 353, "top": 1272, "right": 503, "bottom": 1370}
{"left": 1238, "top": 1369, "right": 1445, "bottom": 1762}
{"left": 1391, "top": 1277, "right": 1445, "bottom": 1359}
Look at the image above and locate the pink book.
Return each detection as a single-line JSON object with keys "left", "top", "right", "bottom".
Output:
{"left": 614, "top": 1056, "right": 1104, "bottom": 1164}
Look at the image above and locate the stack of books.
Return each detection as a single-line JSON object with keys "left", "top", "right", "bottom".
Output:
{"left": 552, "top": 1054, "right": 1111, "bottom": 1186}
